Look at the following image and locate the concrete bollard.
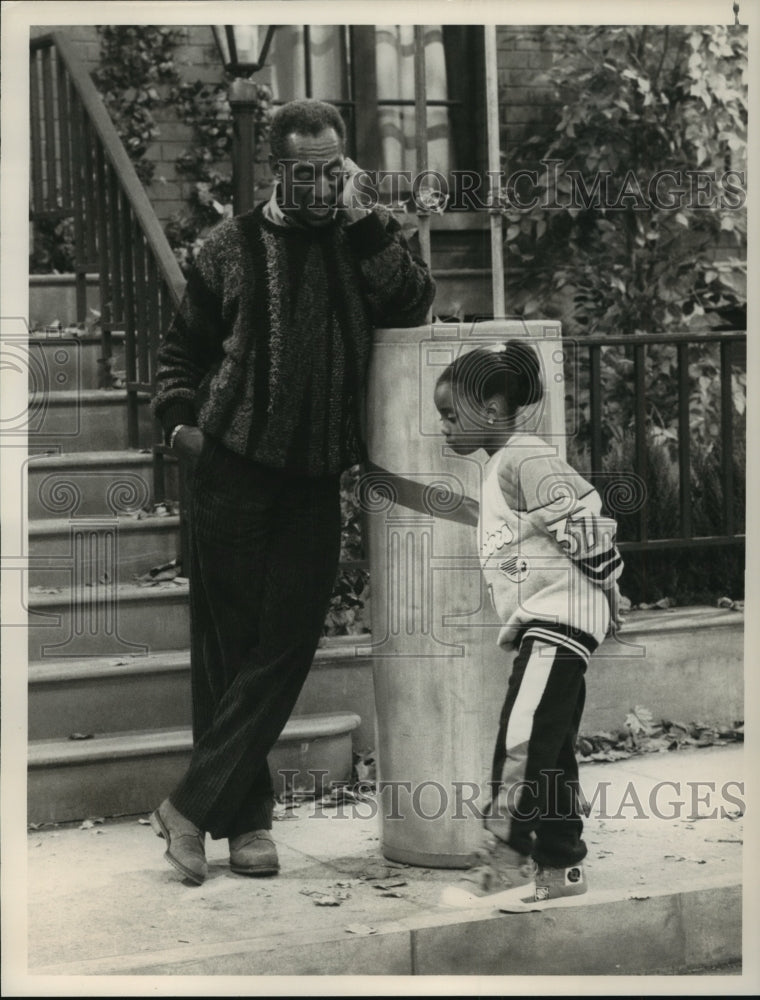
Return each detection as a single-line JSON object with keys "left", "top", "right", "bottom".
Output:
{"left": 364, "top": 320, "right": 566, "bottom": 867}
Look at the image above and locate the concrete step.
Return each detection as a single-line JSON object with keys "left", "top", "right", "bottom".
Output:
{"left": 29, "top": 272, "right": 100, "bottom": 330}
{"left": 27, "top": 713, "right": 361, "bottom": 824}
{"left": 28, "top": 638, "right": 375, "bottom": 751}
{"left": 27, "top": 331, "right": 126, "bottom": 392}
{"left": 27, "top": 450, "right": 180, "bottom": 519}
{"left": 28, "top": 581, "right": 190, "bottom": 660}
{"left": 29, "top": 389, "right": 153, "bottom": 453}
{"left": 28, "top": 637, "right": 375, "bottom": 749}
{"left": 28, "top": 515, "right": 180, "bottom": 588}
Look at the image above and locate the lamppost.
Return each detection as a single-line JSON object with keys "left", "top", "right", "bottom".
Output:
{"left": 211, "top": 25, "right": 277, "bottom": 215}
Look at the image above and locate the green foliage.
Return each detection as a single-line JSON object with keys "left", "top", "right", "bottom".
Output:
{"left": 92, "top": 27, "right": 180, "bottom": 184}
{"left": 324, "top": 465, "right": 371, "bottom": 637}
{"left": 164, "top": 79, "right": 273, "bottom": 273}
{"left": 565, "top": 338, "right": 746, "bottom": 603}
{"left": 503, "top": 25, "right": 747, "bottom": 335}
{"left": 29, "top": 216, "right": 76, "bottom": 274}
{"left": 501, "top": 25, "right": 749, "bottom": 604}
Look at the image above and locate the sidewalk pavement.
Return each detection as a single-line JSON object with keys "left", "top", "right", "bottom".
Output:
{"left": 18, "top": 744, "right": 752, "bottom": 986}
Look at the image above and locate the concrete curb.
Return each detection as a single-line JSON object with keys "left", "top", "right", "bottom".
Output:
{"left": 32, "top": 876, "right": 741, "bottom": 977}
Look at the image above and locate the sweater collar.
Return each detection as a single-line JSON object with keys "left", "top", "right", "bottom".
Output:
{"left": 263, "top": 183, "right": 338, "bottom": 230}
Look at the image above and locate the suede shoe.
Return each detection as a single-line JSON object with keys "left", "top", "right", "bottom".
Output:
{"left": 229, "top": 830, "right": 280, "bottom": 876}
{"left": 150, "top": 798, "right": 207, "bottom": 885}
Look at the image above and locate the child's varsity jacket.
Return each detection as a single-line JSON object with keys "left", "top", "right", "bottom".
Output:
{"left": 479, "top": 433, "right": 623, "bottom": 661}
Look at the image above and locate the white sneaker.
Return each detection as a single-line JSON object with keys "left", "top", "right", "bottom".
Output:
{"left": 440, "top": 833, "right": 537, "bottom": 908}
{"left": 497, "top": 863, "right": 589, "bottom": 912}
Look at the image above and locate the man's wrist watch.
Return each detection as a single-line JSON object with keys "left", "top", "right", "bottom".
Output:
{"left": 169, "top": 424, "right": 187, "bottom": 449}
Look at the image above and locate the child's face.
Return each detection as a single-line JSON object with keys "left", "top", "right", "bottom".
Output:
{"left": 434, "top": 380, "right": 488, "bottom": 455}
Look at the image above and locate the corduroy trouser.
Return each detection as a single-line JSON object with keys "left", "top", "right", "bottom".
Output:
{"left": 488, "top": 634, "right": 589, "bottom": 868}
{"left": 169, "top": 437, "right": 342, "bottom": 840}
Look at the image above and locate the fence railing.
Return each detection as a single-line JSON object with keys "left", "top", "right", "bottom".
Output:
{"left": 29, "top": 32, "right": 186, "bottom": 504}
{"left": 566, "top": 328, "right": 746, "bottom": 556}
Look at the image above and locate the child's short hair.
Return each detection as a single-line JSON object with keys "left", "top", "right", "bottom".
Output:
{"left": 437, "top": 340, "right": 543, "bottom": 416}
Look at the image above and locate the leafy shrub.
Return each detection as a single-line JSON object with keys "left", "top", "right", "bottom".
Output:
{"left": 29, "top": 216, "right": 76, "bottom": 274}
{"left": 502, "top": 25, "right": 747, "bottom": 335}
{"left": 92, "top": 26, "right": 180, "bottom": 185}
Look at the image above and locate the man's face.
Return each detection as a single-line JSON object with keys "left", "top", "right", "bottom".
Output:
{"left": 274, "top": 127, "right": 345, "bottom": 228}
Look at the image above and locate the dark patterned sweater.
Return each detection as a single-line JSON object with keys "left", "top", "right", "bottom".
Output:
{"left": 152, "top": 202, "right": 435, "bottom": 476}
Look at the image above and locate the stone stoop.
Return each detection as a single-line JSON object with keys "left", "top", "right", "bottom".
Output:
{"left": 28, "top": 640, "right": 376, "bottom": 747}
{"left": 28, "top": 713, "right": 362, "bottom": 825}
{"left": 26, "top": 281, "right": 371, "bottom": 826}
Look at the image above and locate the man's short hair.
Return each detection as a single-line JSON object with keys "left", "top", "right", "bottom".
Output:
{"left": 269, "top": 99, "right": 347, "bottom": 162}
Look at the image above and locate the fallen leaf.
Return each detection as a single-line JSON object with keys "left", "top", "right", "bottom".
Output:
{"left": 379, "top": 891, "right": 403, "bottom": 898}
{"left": 345, "top": 924, "right": 378, "bottom": 935}
{"left": 625, "top": 705, "right": 655, "bottom": 736}
{"left": 314, "top": 896, "right": 341, "bottom": 906}
{"left": 68, "top": 732, "right": 94, "bottom": 741}
{"left": 372, "top": 879, "right": 407, "bottom": 890}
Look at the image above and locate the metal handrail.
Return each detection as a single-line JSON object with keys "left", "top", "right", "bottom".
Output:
{"left": 30, "top": 32, "right": 186, "bottom": 306}
{"left": 30, "top": 31, "right": 188, "bottom": 514}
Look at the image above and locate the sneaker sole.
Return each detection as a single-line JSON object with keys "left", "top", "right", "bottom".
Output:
{"left": 440, "top": 878, "right": 537, "bottom": 909}
{"left": 498, "top": 887, "right": 589, "bottom": 912}
{"left": 149, "top": 809, "right": 206, "bottom": 886}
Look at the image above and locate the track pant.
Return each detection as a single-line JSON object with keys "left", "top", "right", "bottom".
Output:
{"left": 169, "top": 437, "right": 342, "bottom": 840}
{"left": 488, "top": 628, "right": 591, "bottom": 868}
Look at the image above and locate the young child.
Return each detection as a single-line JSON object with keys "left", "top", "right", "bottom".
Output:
{"left": 433, "top": 340, "right": 623, "bottom": 907}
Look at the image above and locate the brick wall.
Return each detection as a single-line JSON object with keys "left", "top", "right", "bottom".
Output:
{"left": 30, "top": 24, "right": 101, "bottom": 71}
{"left": 146, "top": 27, "right": 226, "bottom": 221}
{"left": 495, "top": 26, "right": 562, "bottom": 170}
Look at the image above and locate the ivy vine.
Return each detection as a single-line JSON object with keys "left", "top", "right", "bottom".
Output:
{"left": 92, "top": 26, "right": 180, "bottom": 184}
{"left": 164, "top": 78, "right": 273, "bottom": 272}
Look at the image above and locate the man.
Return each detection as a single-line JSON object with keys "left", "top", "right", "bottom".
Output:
{"left": 150, "top": 98, "right": 435, "bottom": 884}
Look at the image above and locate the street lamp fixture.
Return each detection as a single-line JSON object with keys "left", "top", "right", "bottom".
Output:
{"left": 211, "top": 26, "right": 278, "bottom": 215}
{"left": 212, "top": 25, "right": 277, "bottom": 77}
